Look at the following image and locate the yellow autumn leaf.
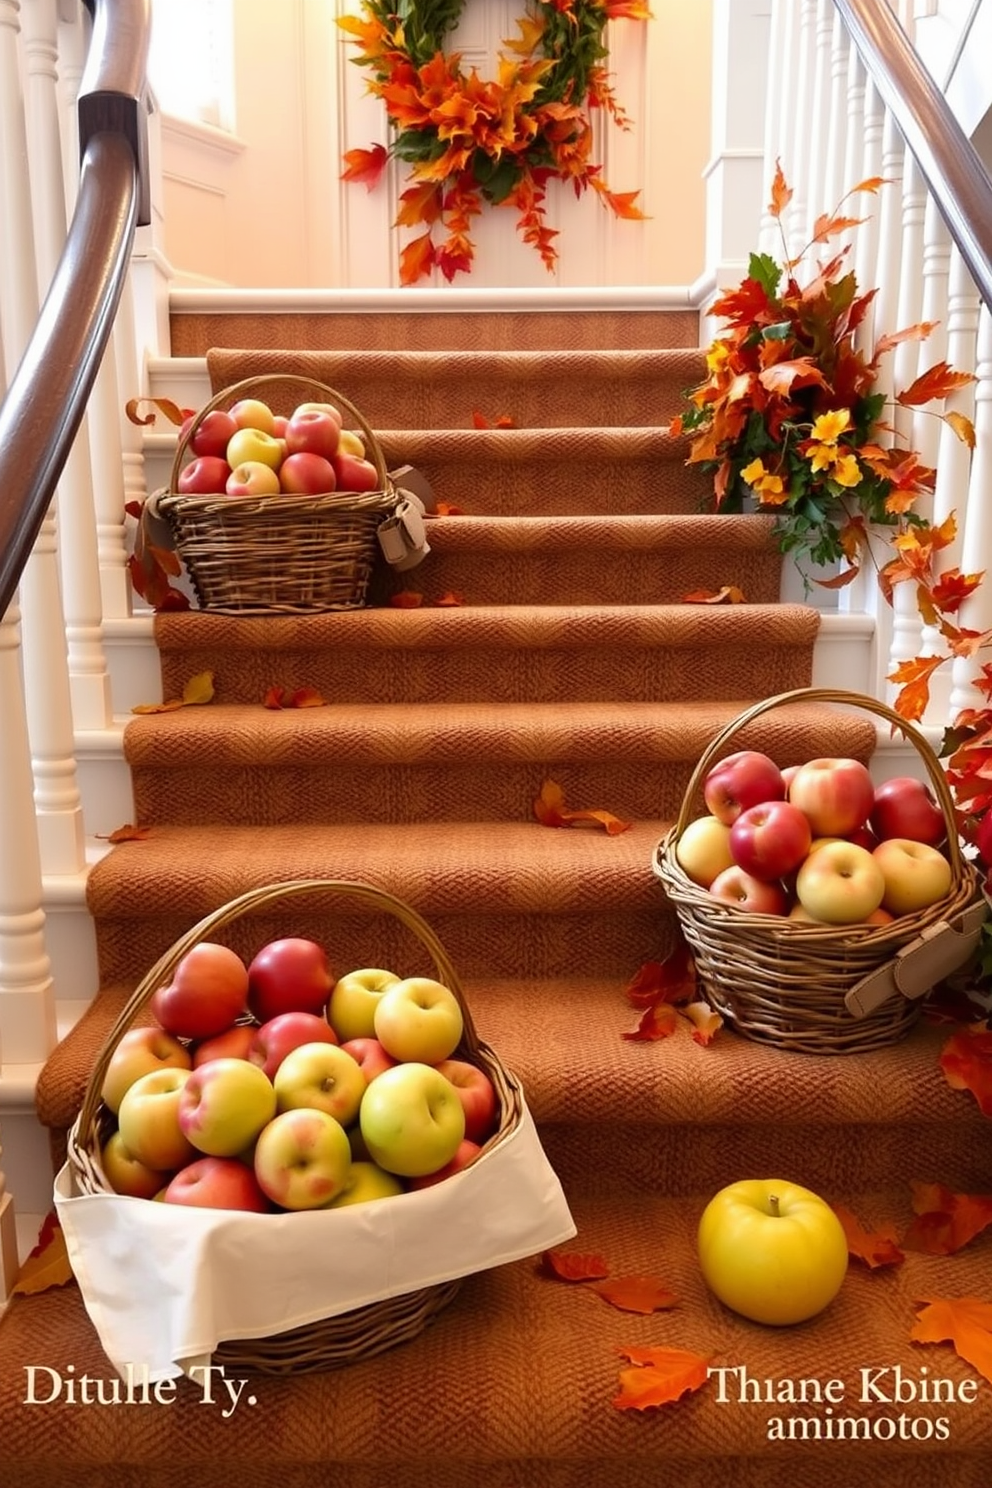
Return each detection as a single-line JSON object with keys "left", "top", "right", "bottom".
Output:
{"left": 182, "top": 670, "right": 215, "bottom": 705}
{"left": 11, "top": 1214, "right": 74, "bottom": 1295}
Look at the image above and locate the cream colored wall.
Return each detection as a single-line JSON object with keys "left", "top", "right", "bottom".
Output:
{"left": 160, "top": 0, "right": 712, "bottom": 290}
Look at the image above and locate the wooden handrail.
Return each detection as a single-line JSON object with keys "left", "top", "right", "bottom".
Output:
{"left": 0, "top": 0, "right": 150, "bottom": 620}
{"left": 834, "top": 0, "right": 992, "bottom": 309}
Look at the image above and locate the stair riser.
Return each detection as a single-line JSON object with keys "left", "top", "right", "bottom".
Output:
{"left": 370, "top": 548, "right": 784, "bottom": 608}
{"left": 539, "top": 1120, "right": 992, "bottom": 1200}
{"left": 158, "top": 641, "right": 818, "bottom": 706}
{"left": 92, "top": 908, "right": 676, "bottom": 988}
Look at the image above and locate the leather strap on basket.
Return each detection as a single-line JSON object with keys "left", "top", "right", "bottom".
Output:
{"left": 844, "top": 899, "right": 988, "bottom": 1018}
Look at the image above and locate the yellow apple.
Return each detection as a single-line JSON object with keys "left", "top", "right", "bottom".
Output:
{"left": 101, "top": 1025, "right": 193, "bottom": 1115}
{"left": 674, "top": 815, "right": 735, "bottom": 888}
{"left": 871, "top": 838, "right": 951, "bottom": 915}
{"left": 336, "top": 429, "right": 366, "bottom": 459}
{"left": 322, "top": 1160, "right": 404, "bottom": 1207}
{"left": 794, "top": 840, "right": 885, "bottom": 924}
{"left": 100, "top": 1130, "right": 173, "bottom": 1199}
{"left": 697, "top": 1178, "right": 848, "bottom": 1325}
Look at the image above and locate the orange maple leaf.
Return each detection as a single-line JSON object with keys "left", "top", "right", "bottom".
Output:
{"left": 832, "top": 1203, "right": 905, "bottom": 1268}
{"left": 341, "top": 144, "right": 388, "bottom": 191}
{"left": 434, "top": 592, "right": 464, "bottom": 607}
{"left": 873, "top": 321, "right": 939, "bottom": 358}
{"left": 929, "top": 569, "right": 985, "bottom": 614}
{"left": 758, "top": 358, "right": 829, "bottom": 396}
{"left": 886, "top": 653, "right": 946, "bottom": 723}
{"left": 399, "top": 230, "right": 436, "bottom": 287}
{"left": 896, "top": 361, "right": 977, "bottom": 407}
{"left": 767, "top": 160, "right": 793, "bottom": 219}
{"left": 471, "top": 410, "right": 517, "bottom": 429}
{"left": 290, "top": 687, "right": 327, "bottom": 708}
{"left": 911, "top": 1297, "right": 992, "bottom": 1387}
{"left": 263, "top": 685, "right": 285, "bottom": 710}
{"left": 613, "top": 1345, "right": 711, "bottom": 1411}
{"left": 12, "top": 1213, "right": 75, "bottom": 1295}
{"left": 95, "top": 823, "right": 152, "bottom": 844}
{"left": 433, "top": 501, "right": 465, "bottom": 516}
{"left": 532, "top": 779, "right": 632, "bottom": 836}
{"left": 590, "top": 1276, "right": 679, "bottom": 1314}
{"left": 903, "top": 1181, "right": 992, "bottom": 1255}
{"left": 621, "top": 1002, "right": 680, "bottom": 1042}
{"left": 540, "top": 1249, "right": 610, "bottom": 1282}
{"left": 939, "top": 1025, "right": 992, "bottom": 1116}
{"left": 682, "top": 586, "right": 746, "bottom": 605}
{"left": 810, "top": 211, "right": 865, "bottom": 244}
{"left": 624, "top": 954, "right": 694, "bottom": 1008}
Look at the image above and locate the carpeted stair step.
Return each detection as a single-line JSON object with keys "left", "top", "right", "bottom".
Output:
{"left": 125, "top": 699, "right": 878, "bottom": 827}
{"left": 368, "top": 514, "right": 784, "bottom": 607}
{"left": 153, "top": 605, "right": 823, "bottom": 706}
{"left": 376, "top": 425, "right": 710, "bottom": 517}
{"left": 35, "top": 976, "right": 990, "bottom": 1200}
{"left": 170, "top": 302, "right": 702, "bottom": 356}
{"left": 3, "top": 1183, "right": 990, "bottom": 1488}
{"left": 204, "top": 347, "right": 703, "bottom": 431}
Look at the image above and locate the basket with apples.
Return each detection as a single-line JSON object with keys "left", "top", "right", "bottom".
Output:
{"left": 653, "top": 687, "right": 986, "bottom": 1055}
{"left": 155, "top": 373, "right": 401, "bottom": 613}
{"left": 58, "top": 879, "right": 575, "bottom": 1378}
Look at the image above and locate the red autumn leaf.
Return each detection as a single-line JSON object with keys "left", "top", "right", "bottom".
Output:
{"left": 939, "top": 1025, "right": 992, "bottom": 1115}
{"left": 434, "top": 592, "right": 464, "bottom": 607}
{"left": 389, "top": 591, "right": 424, "bottom": 609}
{"left": 471, "top": 410, "right": 517, "bottom": 429}
{"left": 896, "top": 361, "right": 977, "bottom": 407}
{"left": 621, "top": 1002, "right": 679, "bottom": 1042}
{"left": 903, "top": 1181, "right": 992, "bottom": 1255}
{"left": 263, "top": 686, "right": 286, "bottom": 710}
{"left": 533, "top": 779, "right": 631, "bottom": 836}
{"left": 768, "top": 160, "right": 793, "bottom": 219}
{"left": 341, "top": 143, "right": 388, "bottom": 191}
{"left": 613, "top": 1345, "right": 711, "bottom": 1411}
{"left": 590, "top": 1276, "right": 679, "bottom": 1314}
{"left": 540, "top": 1249, "right": 610, "bottom": 1282}
{"left": 12, "top": 1213, "right": 74, "bottom": 1295}
{"left": 682, "top": 586, "right": 746, "bottom": 604}
{"left": 433, "top": 501, "right": 465, "bottom": 516}
{"left": 911, "top": 1297, "right": 992, "bottom": 1387}
{"left": 832, "top": 1203, "right": 905, "bottom": 1268}
{"left": 625, "top": 948, "right": 696, "bottom": 1008}
{"left": 929, "top": 569, "right": 985, "bottom": 614}
{"left": 95, "top": 823, "right": 152, "bottom": 843}
{"left": 124, "top": 396, "right": 193, "bottom": 428}
{"left": 814, "top": 565, "right": 860, "bottom": 590}
{"left": 290, "top": 687, "right": 327, "bottom": 708}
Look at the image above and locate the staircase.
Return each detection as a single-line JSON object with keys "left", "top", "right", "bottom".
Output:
{"left": 2, "top": 305, "right": 991, "bottom": 1486}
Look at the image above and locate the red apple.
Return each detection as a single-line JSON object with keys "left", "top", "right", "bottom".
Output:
{"left": 729, "top": 800, "right": 813, "bottom": 881}
{"left": 177, "top": 455, "right": 231, "bottom": 495}
{"left": 188, "top": 409, "right": 238, "bottom": 459}
{"left": 247, "top": 938, "right": 335, "bottom": 1023}
{"left": 708, "top": 865, "right": 790, "bottom": 914}
{"left": 976, "top": 810, "right": 992, "bottom": 871}
{"left": 433, "top": 1058, "right": 499, "bottom": 1142}
{"left": 249, "top": 1010, "right": 339, "bottom": 1081}
{"left": 787, "top": 757, "right": 875, "bottom": 838}
{"left": 702, "top": 750, "right": 786, "bottom": 826}
{"left": 162, "top": 1156, "right": 270, "bottom": 1212}
{"left": 150, "top": 943, "right": 250, "bottom": 1041}
{"left": 271, "top": 414, "right": 289, "bottom": 438}
{"left": 339, "top": 1036, "right": 397, "bottom": 1083}
{"left": 407, "top": 1139, "right": 482, "bottom": 1190}
{"left": 191, "top": 1023, "right": 256, "bottom": 1068}
{"left": 284, "top": 408, "right": 341, "bottom": 461}
{"left": 331, "top": 451, "right": 379, "bottom": 493}
{"left": 846, "top": 823, "right": 879, "bottom": 852}
{"left": 280, "top": 451, "right": 336, "bottom": 495}
{"left": 870, "top": 776, "right": 946, "bottom": 847}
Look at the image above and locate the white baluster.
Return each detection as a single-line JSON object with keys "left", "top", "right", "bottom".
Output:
{"left": 949, "top": 304, "right": 992, "bottom": 717}
{"left": 786, "top": 0, "right": 818, "bottom": 262}
{"left": 0, "top": 1144, "right": 18, "bottom": 1303}
{"left": 23, "top": 0, "right": 113, "bottom": 734}
{"left": 56, "top": 0, "right": 86, "bottom": 217}
{"left": 822, "top": 7, "right": 850, "bottom": 220}
{"left": 804, "top": 0, "right": 835, "bottom": 237}
{"left": 758, "top": 0, "right": 790, "bottom": 256}
{"left": 851, "top": 78, "right": 885, "bottom": 356}
{"left": 0, "top": 597, "right": 59, "bottom": 1069}
{"left": 1, "top": 0, "right": 87, "bottom": 876}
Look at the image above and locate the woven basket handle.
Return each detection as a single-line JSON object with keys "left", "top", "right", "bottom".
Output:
{"left": 169, "top": 375, "right": 390, "bottom": 494}
{"left": 673, "top": 685, "right": 966, "bottom": 881}
{"left": 77, "top": 878, "right": 478, "bottom": 1138}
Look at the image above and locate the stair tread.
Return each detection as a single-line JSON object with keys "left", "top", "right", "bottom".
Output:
{"left": 414, "top": 513, "right": 778, "bottom": 549}
{"left": 2, "top": 1186, "right": 988, "bottom": 1483}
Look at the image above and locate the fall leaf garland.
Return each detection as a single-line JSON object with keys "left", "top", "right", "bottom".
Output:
{"left": 338, "top": 0, "right": 651, "bottom": 284}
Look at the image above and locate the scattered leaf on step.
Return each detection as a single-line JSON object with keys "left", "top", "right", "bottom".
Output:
{"left": 621, "top": 1002, "right": 679, "bottom": 1042}
{"left": 263, "top": 686, "right": 286, "bottom": 710}
{"left": 389, "top": 591, "right": 424, "bottom": 608}
{"left": 832, "top": 1203, "right": 905, "bottom": 1268}
{"left": 590, "top": 1276, "right": 679, "bottom": 1315}
{"left": 903, "top": 1181, "right": 992, "bottom": 1256}
{"left": 432, "top": 501, "right": 465, "bottom": 517}
{"left": 625, "top": 949, "right": 697, "bottom": 1008}
{"left": 539, "top": 1250, "right": 610, "bottom": 1282}
{"left": 682, "top": 586, "right": 746, "bottom": 604}
{"left": 681, "top": 1000, "right": 723, "bottom": 1046}
{"left": 613, "top": 1345, "right": 711, "bottom": 1411}
{"left": 12, "top": 1213, "right": 74, "bottom": 1296}
{"left": 471, "top": 410, "right": 516, "bottom": 429}
{"left": 131, "top": 697, "right": 187, "bottom": 714}
{"left": 132, "top": 671, "right": 214, "bottom": 714}
{"left": 910, "top": 1297, "right": 992, "bottom": 1387}
{"left": 124, "top": 396, "right": 194, "bottom": 428}
{"left": 290, "top": 687, "right": 327, "bottom": 708}
{"left": 434, "top": 592, "right": 464, "bottom": 607}
{"left": 95, "top": 824, "right": 153, "bottom": 844}
{"left": 533, "top": 779, "right": 631, "bottom": 836}
{"left": 939, "top": 1024, "right": 992, "bottom": 1116}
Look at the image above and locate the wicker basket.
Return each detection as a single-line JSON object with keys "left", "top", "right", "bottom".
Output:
{"left": 653, "top": 687, "right": 986, "bottom": 1055}
{"left": 65, "top": 878, "right": 526, "bottom": 1374}
{"left": 156, "top": 375, "right": 399, "bottom": 614}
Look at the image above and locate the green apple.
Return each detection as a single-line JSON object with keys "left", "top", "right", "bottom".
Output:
{"left": 253, "top": 1108, "right": 352, "bottom": 1210}
{"left": 373, "top": 977, "right": 464, "bottom": 1064}
{"left": 177, "top": 1057, "right": 277, "bottom": 1157}
{"left": 273, "top": 1042, "right": 366, "bottom": 1126}
{"left": 327, "top": 967, "right": 401, "bottom": 1041}
{"left": 117, "top": 1067, "right": 198, "bottom": 1172}
{"left": 359, "top": 1061, "right": 466, "bottom": 1178}
{"left": 101, "top": 1025, "right": 192, "bottom": 1115}
{"left": 322, "top": 1160, "right": 404, "bottom": 1208}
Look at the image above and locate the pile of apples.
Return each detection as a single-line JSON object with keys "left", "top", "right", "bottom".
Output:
{"left": 675, "top": 750, "right": 953, "bottom": 925}
{"left": 176, "top": 394, "right": 380, "bottom": 499}
{"left": 99, "top": 937, "right": 498, "bottom": 1214}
